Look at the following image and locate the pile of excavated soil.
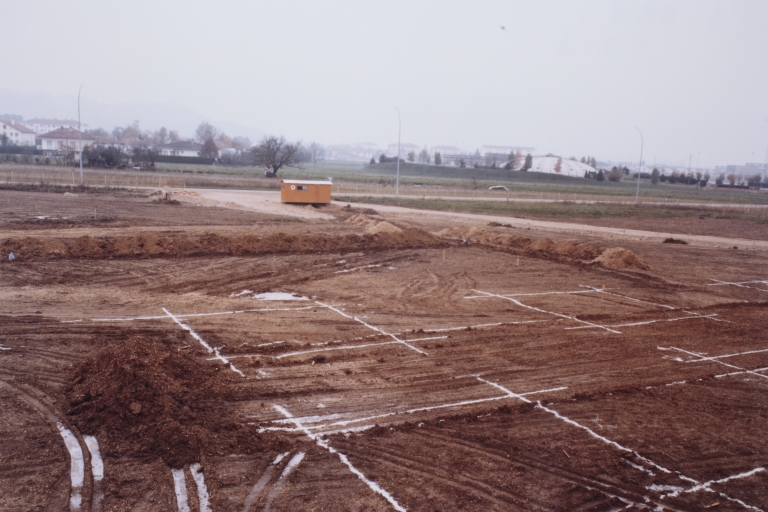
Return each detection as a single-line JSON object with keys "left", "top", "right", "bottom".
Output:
{"left": 592, "top": 247, "right": 651, "bottom": 271}
{"left": 65, "top": 336, "right": 287, "bottom": 467}
{"left": 437, "top": 226, "right": 648, "bottom": 270}
{"left": 346, "top": 213, "right": 404, "bottom": 235}
{"left": 1, "top": 229, "right": 441, "bottom": 261}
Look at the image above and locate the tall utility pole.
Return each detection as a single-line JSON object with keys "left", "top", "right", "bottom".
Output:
{"left": 78, "top": 86, "right": 83, "bottom": 185}
{"left": 634, "top": 127, "right": 643, "bottom": 203}
{"left": 394, "top": 107, "right": 401, "bottom": 196}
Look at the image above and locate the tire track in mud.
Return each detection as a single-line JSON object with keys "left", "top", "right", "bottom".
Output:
{"left": 0, "top": 378, "right": 98, "bottom": 512}
{"left": 334, "top": 417, "right": 682, "bottom": 511}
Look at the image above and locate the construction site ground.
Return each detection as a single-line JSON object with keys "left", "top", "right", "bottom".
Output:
{"left": 1, "top": 187, "right": 767, "bottom": 512}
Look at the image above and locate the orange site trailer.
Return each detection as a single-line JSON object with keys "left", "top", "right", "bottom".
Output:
{"left": 280, "top": 180, "right": 333, "bottom": 204}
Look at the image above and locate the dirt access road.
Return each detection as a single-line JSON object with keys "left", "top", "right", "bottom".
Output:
{"left": 177, "top": 188, "right": 768, "bottom": 251}
{"left": 1, "top": 188, "right": 767, "bottom": 511}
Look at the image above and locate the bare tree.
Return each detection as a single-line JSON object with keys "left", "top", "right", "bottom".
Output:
{"left": 195, "top": 122, "right": 219, "bottom": 143}
{"left": 168, "top": 130, "right": 181, "bottom": 142}
{"left": 251, "top": 136, "right": 300, "bottom": 177}
{"left": 308, "top": 142, "right": 325, "bottom": 166}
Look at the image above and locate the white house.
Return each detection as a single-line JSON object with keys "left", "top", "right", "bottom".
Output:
{"left": 0, "top": 119, "right": 37, "bottom": 146}
{"left": 23, "top": 118, "right": 86, "bottom": 135}
{"left": 156, "top": 140, "right": 203, "bottom": 157}
{"left": 40, "top": 127, "right": 94, "bottom": 154}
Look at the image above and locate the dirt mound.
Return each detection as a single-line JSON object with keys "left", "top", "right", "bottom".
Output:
{"left": 1, "top": 229, "right": 442, "bottom": 261}
{"left": 65, "top": 336, "right": 285, "bottom": 467}
{"left": 346, "top": 214, "right": 403, "bottom": 235}
{"left": 436, "top": 226, "right": 640, "bottom": 269}
{"left": 365, "top": 221, "right": 402, "bottom": 235}
{"left": 591, "top": 247, "right": 650, "bottom": 271}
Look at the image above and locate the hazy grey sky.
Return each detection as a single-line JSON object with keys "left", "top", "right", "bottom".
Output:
{"left": 2, "top": 1, "right": 767, "bottom": 166}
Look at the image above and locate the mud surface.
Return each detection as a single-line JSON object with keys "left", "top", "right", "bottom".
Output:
{"left": 66, "top": 335, "right": 286, "bottom": 468}
{"left": 1, "top": 189, "right": 767, "bottom": 511}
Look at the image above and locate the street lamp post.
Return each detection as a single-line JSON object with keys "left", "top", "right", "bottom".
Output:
{"left": 394, "top": 107, "right": 401, "bottom": 196}
{"left": 78, "top": 86, "right": 83, "bottom": 186}
{"left": 634, "top": 127, "right": 643, "bottom": 203}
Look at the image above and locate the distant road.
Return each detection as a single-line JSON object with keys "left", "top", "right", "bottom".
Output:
{"left": 334, "top": 192, "right": 768, "bottom": 209}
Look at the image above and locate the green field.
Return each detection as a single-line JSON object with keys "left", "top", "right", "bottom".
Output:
{"left": 333, "top": 195, "right": 768, "bottom": 221}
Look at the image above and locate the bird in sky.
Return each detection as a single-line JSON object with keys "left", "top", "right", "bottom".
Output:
{"left": 500, "top": 26, "right": 506, "bottom": 30}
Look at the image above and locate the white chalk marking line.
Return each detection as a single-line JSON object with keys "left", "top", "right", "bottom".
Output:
{"left": 684, "top": 467, "right": 765, "bottom": 495}
{"left": 189, "top": 463, "right": 212, "bottom": 512}
{"left": 464, "top": 289, "right": 599, "bottom": 299}
{"left": 92, "top": 305, "right": 315, "bottom": 322}
{"left": 473, "top": 378, "right": 678, "bottom": 478}
{"left": 564, "top": 313, "right": 719, "bottom": 330}
{"left": 663, "top": 346, "right": 768, "bottom": 381}
{"left": 263, "top": 452, "right": 306, "bottom": 512}
{"left": 471, "top": 289, "right": 621, "bottom": 334}
{"left": 274, "top": 341, "right": 401, "bottom": 359}
{"left": 685, "top": 347, "right": 768, "bottom": 362}
{"left": 316, "top": 301, "right": 427, "bottom": 355}
{"left": 172, "top": 468, "right": 191, "bottom": 512}
{"left": 57, "top": 423, "right": 85, "bottom": 511}
{"left": 405, "top": 335, "right": 449, "bottom": 343}
{"left": 0, "top": 343, "right": 10, "bottom": 351}
{"left": 715, "top": 366, "right": 768, "bottom": 378}
{"left": 314, "top": 385, "right": 568, "bottom": 429}
{"left": 708, "top": 279, "right": 768, "bottom": 292}
{"left": 163, "top": 308, "right": 245, "bottom": 377}
{"left": 477, "top": 378, "right": 766, "bottom": 510}
{"left": 274, "top": 405, "right": 406, "bottom": 512}
{"left": 580, "top": 285, "right": 677, "bottom": 310}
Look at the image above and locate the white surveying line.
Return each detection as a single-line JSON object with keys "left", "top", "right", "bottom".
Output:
{"left": 274, "top": 405, "right": 407, "bottom": 512}
{"left": 708, "top": 279, "right": 768, "bottom": 292}
{"left": 274, "top": 340, "right": 400, "bottom": 359}
{"left": 171, "top": 468, "right": 191, "bottom": 512}
{"left": 478, "top": 378, "right": 768, "bottom": 511}
{"left": 471, "top": 289, "right": 621, "bottom": 334}
{"left": 325, "top": 385, "right": 568, "bottom": 429}
{"left": 580, "top": 286, "right": 676, "bottom": 310}
{"left": 685, "top": 347, "right": 768, "bottom": 362}
{"left": 316, "top": 301, "right": 427, "bottom": 355}
{"left": 189, "top": 463, "right": 212, "bottom": 512}
{"left": 715, "top": 366, "right": 768, "bottom": 379}
{"left": 263, "top": 452, "right": 306, "bottom": 512}
{"left": 464, "top": 289, "right": 599, "bottom": 299}
{"left": 683, "top": 467, "right": 765, "bottom": 495}
{"left": 663, "top": 346, "right": 768, "bottom": 381}
{"left": 564, "top": 313, "right": 719, "bottom": 330}
{"left": 0, "top": 343, "right": 10, "bottom": 351}
{"left": 93, "top": 305, "right": 315, "bottom": 322}
{"left": 163, "top": 308, "right": 245, "bottom": 377}
{"left": 473, "top": 377, "right": 676, "bottom": 477}
{"left": 405, "top": 335, "right": 449, "bottom": 343}
{"left": 57, "top": 423, "right": 85, "bottom": 511}
{"left": 424, "top": 320, "right": 545, "bottom": 333}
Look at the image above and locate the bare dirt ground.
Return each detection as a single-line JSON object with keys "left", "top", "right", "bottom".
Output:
{"left": 1, "top": 188, "right": 767, "bottom": 512}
